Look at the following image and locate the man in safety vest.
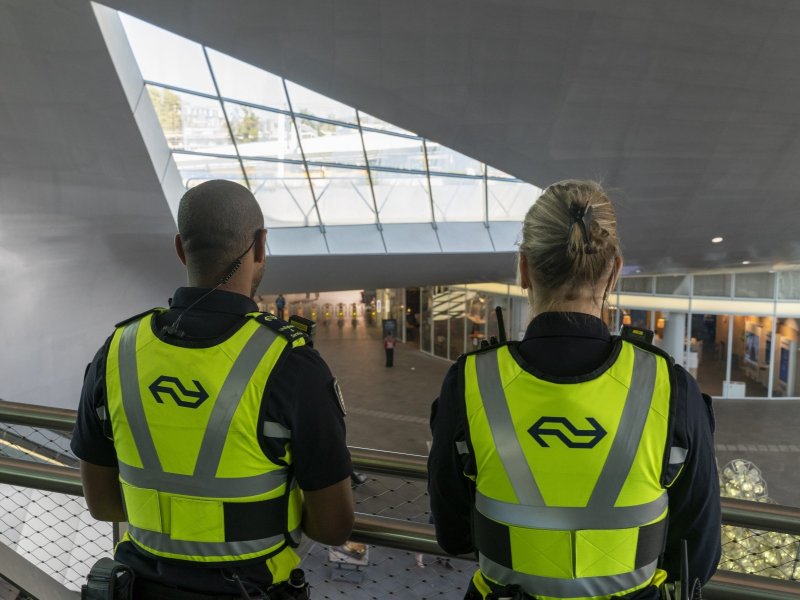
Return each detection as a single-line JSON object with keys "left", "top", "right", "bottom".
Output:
{"left": 73, "top": 180, "right": 354, "bottom": 599}
{"left": 428, "top": 180, "right": 720, "bottom": 600}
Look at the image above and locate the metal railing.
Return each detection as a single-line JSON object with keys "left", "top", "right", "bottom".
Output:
{"left": 1, "top": 399, "right": 799, "bottom": 599}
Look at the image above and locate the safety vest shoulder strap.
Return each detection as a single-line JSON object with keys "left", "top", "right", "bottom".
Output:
{"left": 114, "top": 307, "right": 165, "bottom": 329}
{"left": 247, "top": 312, "right": 308, "bottom": 348}
{"left": 614, "top": 334, "right": 675, "bottom": 367}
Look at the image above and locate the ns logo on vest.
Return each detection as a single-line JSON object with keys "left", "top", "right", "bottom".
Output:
{"left": 149, "top": 376, "right": 209, "bottom": 409}
{"left": 528, "top": 416, "right": 607, "bottom": 449}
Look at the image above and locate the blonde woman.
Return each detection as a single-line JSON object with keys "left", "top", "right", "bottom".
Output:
{"left": 428, "top": 180, "right": 720, "bottom": 600}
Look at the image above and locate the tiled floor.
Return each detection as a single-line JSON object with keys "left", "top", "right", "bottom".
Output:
{"left": 314, "top": 318, "right": 800, "bottom": 507}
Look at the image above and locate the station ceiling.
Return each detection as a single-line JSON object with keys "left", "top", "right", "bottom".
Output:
{"left": 102, "top": 0, "right": 800, "bottom": 273}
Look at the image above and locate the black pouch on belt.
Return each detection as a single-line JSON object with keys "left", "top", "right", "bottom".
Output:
{"left": 81, "top": 558, "right": 135, "bottom": 600}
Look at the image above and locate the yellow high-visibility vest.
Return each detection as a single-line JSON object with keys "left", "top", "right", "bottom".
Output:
{"left": 105, "top": 311, "right": 305, "bottom": 580}
{"left": 463, "top": 340, "right": 681, "bottom": 599}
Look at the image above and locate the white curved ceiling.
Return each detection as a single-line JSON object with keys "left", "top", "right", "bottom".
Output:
{"left": 100, "top": 0, "right": 800, "bottom": 272}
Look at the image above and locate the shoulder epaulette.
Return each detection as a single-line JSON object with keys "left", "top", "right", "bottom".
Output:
{"left": 462, "top": 339, "right": 513, "bottom": 358}
{"left": 114, "top": 307, "right": 164, "bottom": 329}
{"left": 248, "top": 312, "right": 309, "bottom": 345}
{"left": 616, "top": 334, "right": 674, "bottom": 366}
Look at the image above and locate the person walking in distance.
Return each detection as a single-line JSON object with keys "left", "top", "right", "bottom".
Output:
{"left": 384, "top": 333, "right": 396, "bottom": 367}
{"left": 428, "top": 180, "right": 720, "bottom": 600}
{"left": 275, "top": 293, "right": 286, "bottom": 320}
{"left": 72, "top": 180, "right": 354, "bottom": 599}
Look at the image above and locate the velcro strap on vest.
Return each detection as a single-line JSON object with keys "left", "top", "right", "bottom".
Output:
{"left": 224, "top": 496, "right": 288, "bottom": 542}
{"left": 474, "top": 507, "right": 667, "bottom": 573}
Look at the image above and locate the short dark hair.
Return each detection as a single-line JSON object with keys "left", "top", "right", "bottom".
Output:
{"left": 177, "top": 180, "right": 264, "bottom": 282}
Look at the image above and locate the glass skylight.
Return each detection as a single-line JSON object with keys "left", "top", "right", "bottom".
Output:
{"left": 118, "top": 12, "right": 540, "bottom": 229}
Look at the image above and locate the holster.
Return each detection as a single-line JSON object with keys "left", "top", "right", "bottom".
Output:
{"left": 81, "top": 558, "right": 135, "bottom": 600}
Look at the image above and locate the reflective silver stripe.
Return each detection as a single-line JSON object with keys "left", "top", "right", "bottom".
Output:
{"left": 669, "top": 446, "right": 688, "bottom": 465}
{"left": 479, "top": 554, "right": 658, "bottom": 598}
{"left": 588, "top": 347, "right": 656, "bottom": 508}
{"left": 119, "top": 462, "right": 289, "bottom": 498}
{"left": 130, "top": 525, "right": 289, "bottom": 559}
{"left": 475, "top": 490, "right": 668, "bottom": 530}
{"left": 475, "top": 352, "right": 544, "bottom": 506}
{"left": 118, "top": 320, "right": 162, "bottom": 471}
{"left": 96, "top": 405, "right": 107, "bottom": 421}
{"left": 194, "top": 326, "right": 281, "bottom": 479}
{"left": 455, "top": 440, "right": 470, "bottom": 455}
{"left": 263, "top": 421, "right": 291, "bottom": 438}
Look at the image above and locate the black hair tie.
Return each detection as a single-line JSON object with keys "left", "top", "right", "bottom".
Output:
{"left": 567, "top": 201, "right": 596, "bottom": 253}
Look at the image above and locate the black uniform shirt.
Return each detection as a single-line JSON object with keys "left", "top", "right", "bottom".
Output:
{"left": 71, "top": 288, "right": 352, "bottom": 593}
{"left": 428, "top": 312, "right": 721, "bottom": 598}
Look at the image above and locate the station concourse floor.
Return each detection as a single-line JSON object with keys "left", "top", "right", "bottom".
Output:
{"left": 313, "top": 318, "right": 800, "bottom": 507}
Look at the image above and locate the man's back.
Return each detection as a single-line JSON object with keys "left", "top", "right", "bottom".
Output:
{"left": 72, "top": 181, "right": 354, "bottom": 598}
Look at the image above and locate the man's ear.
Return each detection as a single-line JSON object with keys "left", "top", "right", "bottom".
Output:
{"left": 254, "top": 228, "right": 267, "bottom": 264}
{"left": 175, "top": 234, "right": 187, "bottom": 266}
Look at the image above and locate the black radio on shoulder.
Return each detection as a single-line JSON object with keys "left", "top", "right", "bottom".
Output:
{"left": 620, "top": 324, "right": 654, "bottom": 345}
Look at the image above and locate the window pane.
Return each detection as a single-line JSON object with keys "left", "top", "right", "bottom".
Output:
{"left": 778, "top": 272, "right": 800, "bottom": 300}
{"left": 309, "top": 166, "right": 375, "bottom": 225}
{"left": 488, "top": 180, "right": 536, "bottom": 221}
{"left": 430, "top": 176, "right": 484, "bottom": 222}
{"left": 692, "top": 313, "right": 729, "bottom": 398}
{"left": 694, "top": 274, "right": 732, "bottom": 297}
{"left": 147, "top": 86, "right": 233, "bottom": 152}
{"left": 173, "top": 154, "right": 245, "bottom": 189}
{"left": 372, "top": 171, "right": 431, "bottom": 224}
{"left": 225, "top": 103, "right": 302, "bottom": 160}
{"left": 362, "top": 130, "right": 425, "bottom": 171}
{"left": 735, "top": 273, "right": 775, "bottom": 299}
{"left": 425, "top": 141, "right": 482, "bottom": 175}
{"left": 285, "top": 81, "right": 358, "bottom": 124}
{"left": 244, "top": 161, "right": 318, "bottom": 228}
{"left": 297, "top": 119, "right": 365, "bottom": 166}
{"left": 656, "top": 275, "right": 690, "bottom": 295}
{"left": 773, "top": 317, "right": 799, "bottom": 398}
{"left": 733, "top": 316, "right": 771, "bottom": 397}
{"left": 487, "top": 165, "right": 514, "bottom": 178}
{"left": 206, "top": 50, "right": 289, "bottom": 110}
{"left": 120, "top": 14, "right": 215, "bottom": 94}
{"left": 359, "top": 111, "right": 416, "bottom": 135}
{"left": 621, "top": 277, "right": 653, "bottom": 293}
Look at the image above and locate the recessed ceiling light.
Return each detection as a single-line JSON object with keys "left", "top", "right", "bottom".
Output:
{"left": 711, "top": 236, "right": 723, "bottom": 243}
{"left": 742, "top": 260, "right": 750, "bottom": 265}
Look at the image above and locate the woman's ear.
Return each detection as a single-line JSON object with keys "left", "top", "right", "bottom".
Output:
{"left": 519, "top": 253, "right": 533, "bottom": 290}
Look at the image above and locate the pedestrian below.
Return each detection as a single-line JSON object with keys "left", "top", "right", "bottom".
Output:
{"left": 276, "top": 293, "right": 286, "bottom": 320}
{"left": 428, "top": 180, "right": 720, "bottom": 599}
{"left": 72, "top": 180, "right": 353, "bottom": 599}
{"left": 384, "top": 333, "right": 396, "bottom": 367}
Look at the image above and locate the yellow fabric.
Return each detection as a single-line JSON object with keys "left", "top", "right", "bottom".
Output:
{"left": 106, "top": 313, "right": 304, "bottom": 569}
{"left": 119, "top": 482, "right": 162, "bottom": 533}
{"left": 170, "top": 497, "right": 225, "bottom": 543}
{"left": 463, "top": 341, "right": 672, "bottom": 599}
{"left": 508, "top": 529, "right": 572, "bottom": 579}
{"left": 574, "top": 528, "right": 637, "bottom": 577}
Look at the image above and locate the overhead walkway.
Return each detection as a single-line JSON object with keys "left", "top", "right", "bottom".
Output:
{"left": 0, "top": 399, "right": 799, "bottom": 600}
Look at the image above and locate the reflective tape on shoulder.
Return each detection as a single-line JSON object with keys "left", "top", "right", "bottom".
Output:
{"left": 475, "top": 351, "right": 544, "bottom": 506}
{"left": 588, "top": 346, "right": 657, "bottom": 509}
{"left": 669, "top": 446, "right": 688, "bottom": 465}
{"left": 479, "top": 554, "right": 658, "bottom": 598}
{"left": 118, "top": 319, "right": 162, "bottom": 471}
{"left": 118, "top": 462, "right": 288, "bottom": 498}
{"left": 194, "top": 325, "right": 281, "bottom": 479}
{"left": 475, "top": 490, "right": 668, "bottom": 530}
{"left": 263, "top": 421, "right": 291, "bottom": 439}
{"left": 455, "top": 440, "right": 470, "bottom": 455}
